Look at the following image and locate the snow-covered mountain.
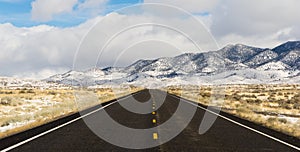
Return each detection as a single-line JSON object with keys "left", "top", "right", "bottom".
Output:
{"left": 46, "top": 41, "right": 300, "bottom": 88}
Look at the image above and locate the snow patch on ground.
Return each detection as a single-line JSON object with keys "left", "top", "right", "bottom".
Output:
{"left": 0, "top": 120, "right": 35, "bottom": 133}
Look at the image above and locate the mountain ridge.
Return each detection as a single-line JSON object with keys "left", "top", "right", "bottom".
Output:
{"left": 45, "top": 41, "right": 300, "bottom": 88}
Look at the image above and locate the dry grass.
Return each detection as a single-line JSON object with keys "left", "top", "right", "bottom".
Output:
{"left": 165, "top": 84, "right": 300, "bottom": 138}
{"left": 0, "top": 86, "right": 143, "bottom": 139}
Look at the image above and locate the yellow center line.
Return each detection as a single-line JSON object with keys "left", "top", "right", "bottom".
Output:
{"left": 153, "top": 133, "right": 158, "bottom": 140}
{"left": 151, "top": 96, "right": 158, "bottom": 140}
{"left": 151, "top": 97, "right": 158, "bottom": 140}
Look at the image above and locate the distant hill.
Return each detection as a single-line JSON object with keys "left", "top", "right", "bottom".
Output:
{"left": 46, "top": 41, "right": 300, "bottom": 88}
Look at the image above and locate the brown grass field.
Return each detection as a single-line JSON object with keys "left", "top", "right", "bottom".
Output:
{"left": 165, "top": 84, "right": 300, "bottom": 139}
{"left": 1, "top": 84, "right": 299, "bottom": 140}
{"left": 0, "top": 86, "right": 142, "bottom": 139}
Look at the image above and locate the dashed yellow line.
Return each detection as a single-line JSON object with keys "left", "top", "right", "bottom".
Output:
{"left": 151, "top": 98, "right": 158, "bottom": 140}
{"left": 153, "top": 133, "right": 158, "bottom": 140}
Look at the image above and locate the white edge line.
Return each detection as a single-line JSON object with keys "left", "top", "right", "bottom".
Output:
{"left": 1, "top": 91, "right": 141, "bottom": 152}
{"left": 3, "top": 91, "right": 298, "bottom": 151}
{"left": 169, "top": 94, "right": 300, "bottom": 151}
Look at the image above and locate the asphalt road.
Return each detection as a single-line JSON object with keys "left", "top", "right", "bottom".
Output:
{"left": 1, "top": 89, "right": 299, "bottom": 152}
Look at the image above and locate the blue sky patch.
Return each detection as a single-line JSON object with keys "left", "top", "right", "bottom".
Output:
{"left": 0, "top": 0, "right": 143, "bottom": 27}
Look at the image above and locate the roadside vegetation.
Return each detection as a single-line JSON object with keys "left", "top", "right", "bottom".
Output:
{"left": 165, "top": 84, "right": 300, "bottom": 139}
{"left": 0, "top": 86, "right": 142, "bottom": 139}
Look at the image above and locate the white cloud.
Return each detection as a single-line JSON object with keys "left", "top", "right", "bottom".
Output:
{"left": 0, "top": 18, "right": 101, "bottom": 78}
{"left": 144, "top": 0, "right": 219, "bottom": 13}
{"left": 217, "top": 32, "right": 292, "bottom": 50}
{"left": 0, "top": 10, "right": 217, "bottom": 78}
{"left": 142, "top": 0, "right": 300, "bottom": 48}
{"left": 13, "top": 68, "right": 69, "bottom": 79}
{"left": 2, "top": 1, "right": 300, "bottom": 78}
{"left": 72, "top": 10, "right": 218, "bottom": 70}
{"left": 31, "top": 0, "right": 109, "bottom": 22}
{"left": 78, "top": 0, "right": 108, "bottom": 10}
{"left": 210, "top": 0, "right": 300, "bottom": 47}
{"left": 31, "top": 0, "right": 78, "bottom": 22}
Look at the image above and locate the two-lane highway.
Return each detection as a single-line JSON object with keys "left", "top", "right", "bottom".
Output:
{"left": 1, "top": 89, "right": 299, "bottom": 151}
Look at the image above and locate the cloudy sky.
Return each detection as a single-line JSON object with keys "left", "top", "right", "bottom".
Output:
{"left": 0, "top": 0, "right": 299, "bottom": 78}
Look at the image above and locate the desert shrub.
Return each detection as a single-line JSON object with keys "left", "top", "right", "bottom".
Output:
{"left": 48, "top": 91, "right": 57, "bottom": 95}
{"left": 0, "top": 97, "right": 21, "bottom": 106}
{"left": 200, "top": 92, "right": 211, "bottom": 98}
{"left": 245, "top": 99, "right": 255, "bottom": 104}
{"left": 290, "top": 94, "right": 300, "bottom": 103}
{"left": 269, "top": 93, "right": 276, "bottom": 97}
{"left": 258, "top": 93, "right": 266, "bottom": 96}
{"left": 267, "top": 117, "right": 277, "bottom": 123}
{"left": 235, "top": 90, "right": 241, "bottom": 94}
{"left": 277, "top": 99, "right": 293, "bottom": 109}
{"left": 293, "top": 103, "right": 300, "bottom": 109}
{"left": 278, "top": 118, "right": 287, "bottom": 124}
{"left": 1, "top": 121, "right": 10, "bottom": 127}
{"left": 1, "top": 115, "right": 32, "bottom": 127}
{"left": 231, "top": 94, "right": 241, "bottom": 101}
{"left": 285, "top": 105, "right": 293, "bottom": 109}
{"left": 25, "top": 97, "right": 33, "bottom": 100}
{"left": 205, "top": 88, "right": 212, "bottom": 91}
{"left": 0, "top": 97, "right": 12, "bottom": 105}
{"left": 0, "top": 91, "right": 13, "bottom": 94}
{"left": 278, "top": 99, "right": 287, "bottom": 105}
{"left": 267, "top": 96, "right": 277, "bottom": 102}
{"left": 19, "top": 90, "right": 26, "bottom": 94}
{"left": 252, "top": 90, "right": 261, "bottom": 93}
{"left": 244, "top": 94, "right": 257, "bottom": 98}
{"left": 236, "top": 105, "right": 250, "bottom": 112}
{"left": 254, "top": 99, "right": 262, "bottom": 104}
{"left": 26, "top": 89, "right": 35, "bottom": 94}
{"left": 98, "top": 88, "right": 113, "bottom": 92}
{"left": 286, "top": 100, "right": 294, "bottom": 104}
